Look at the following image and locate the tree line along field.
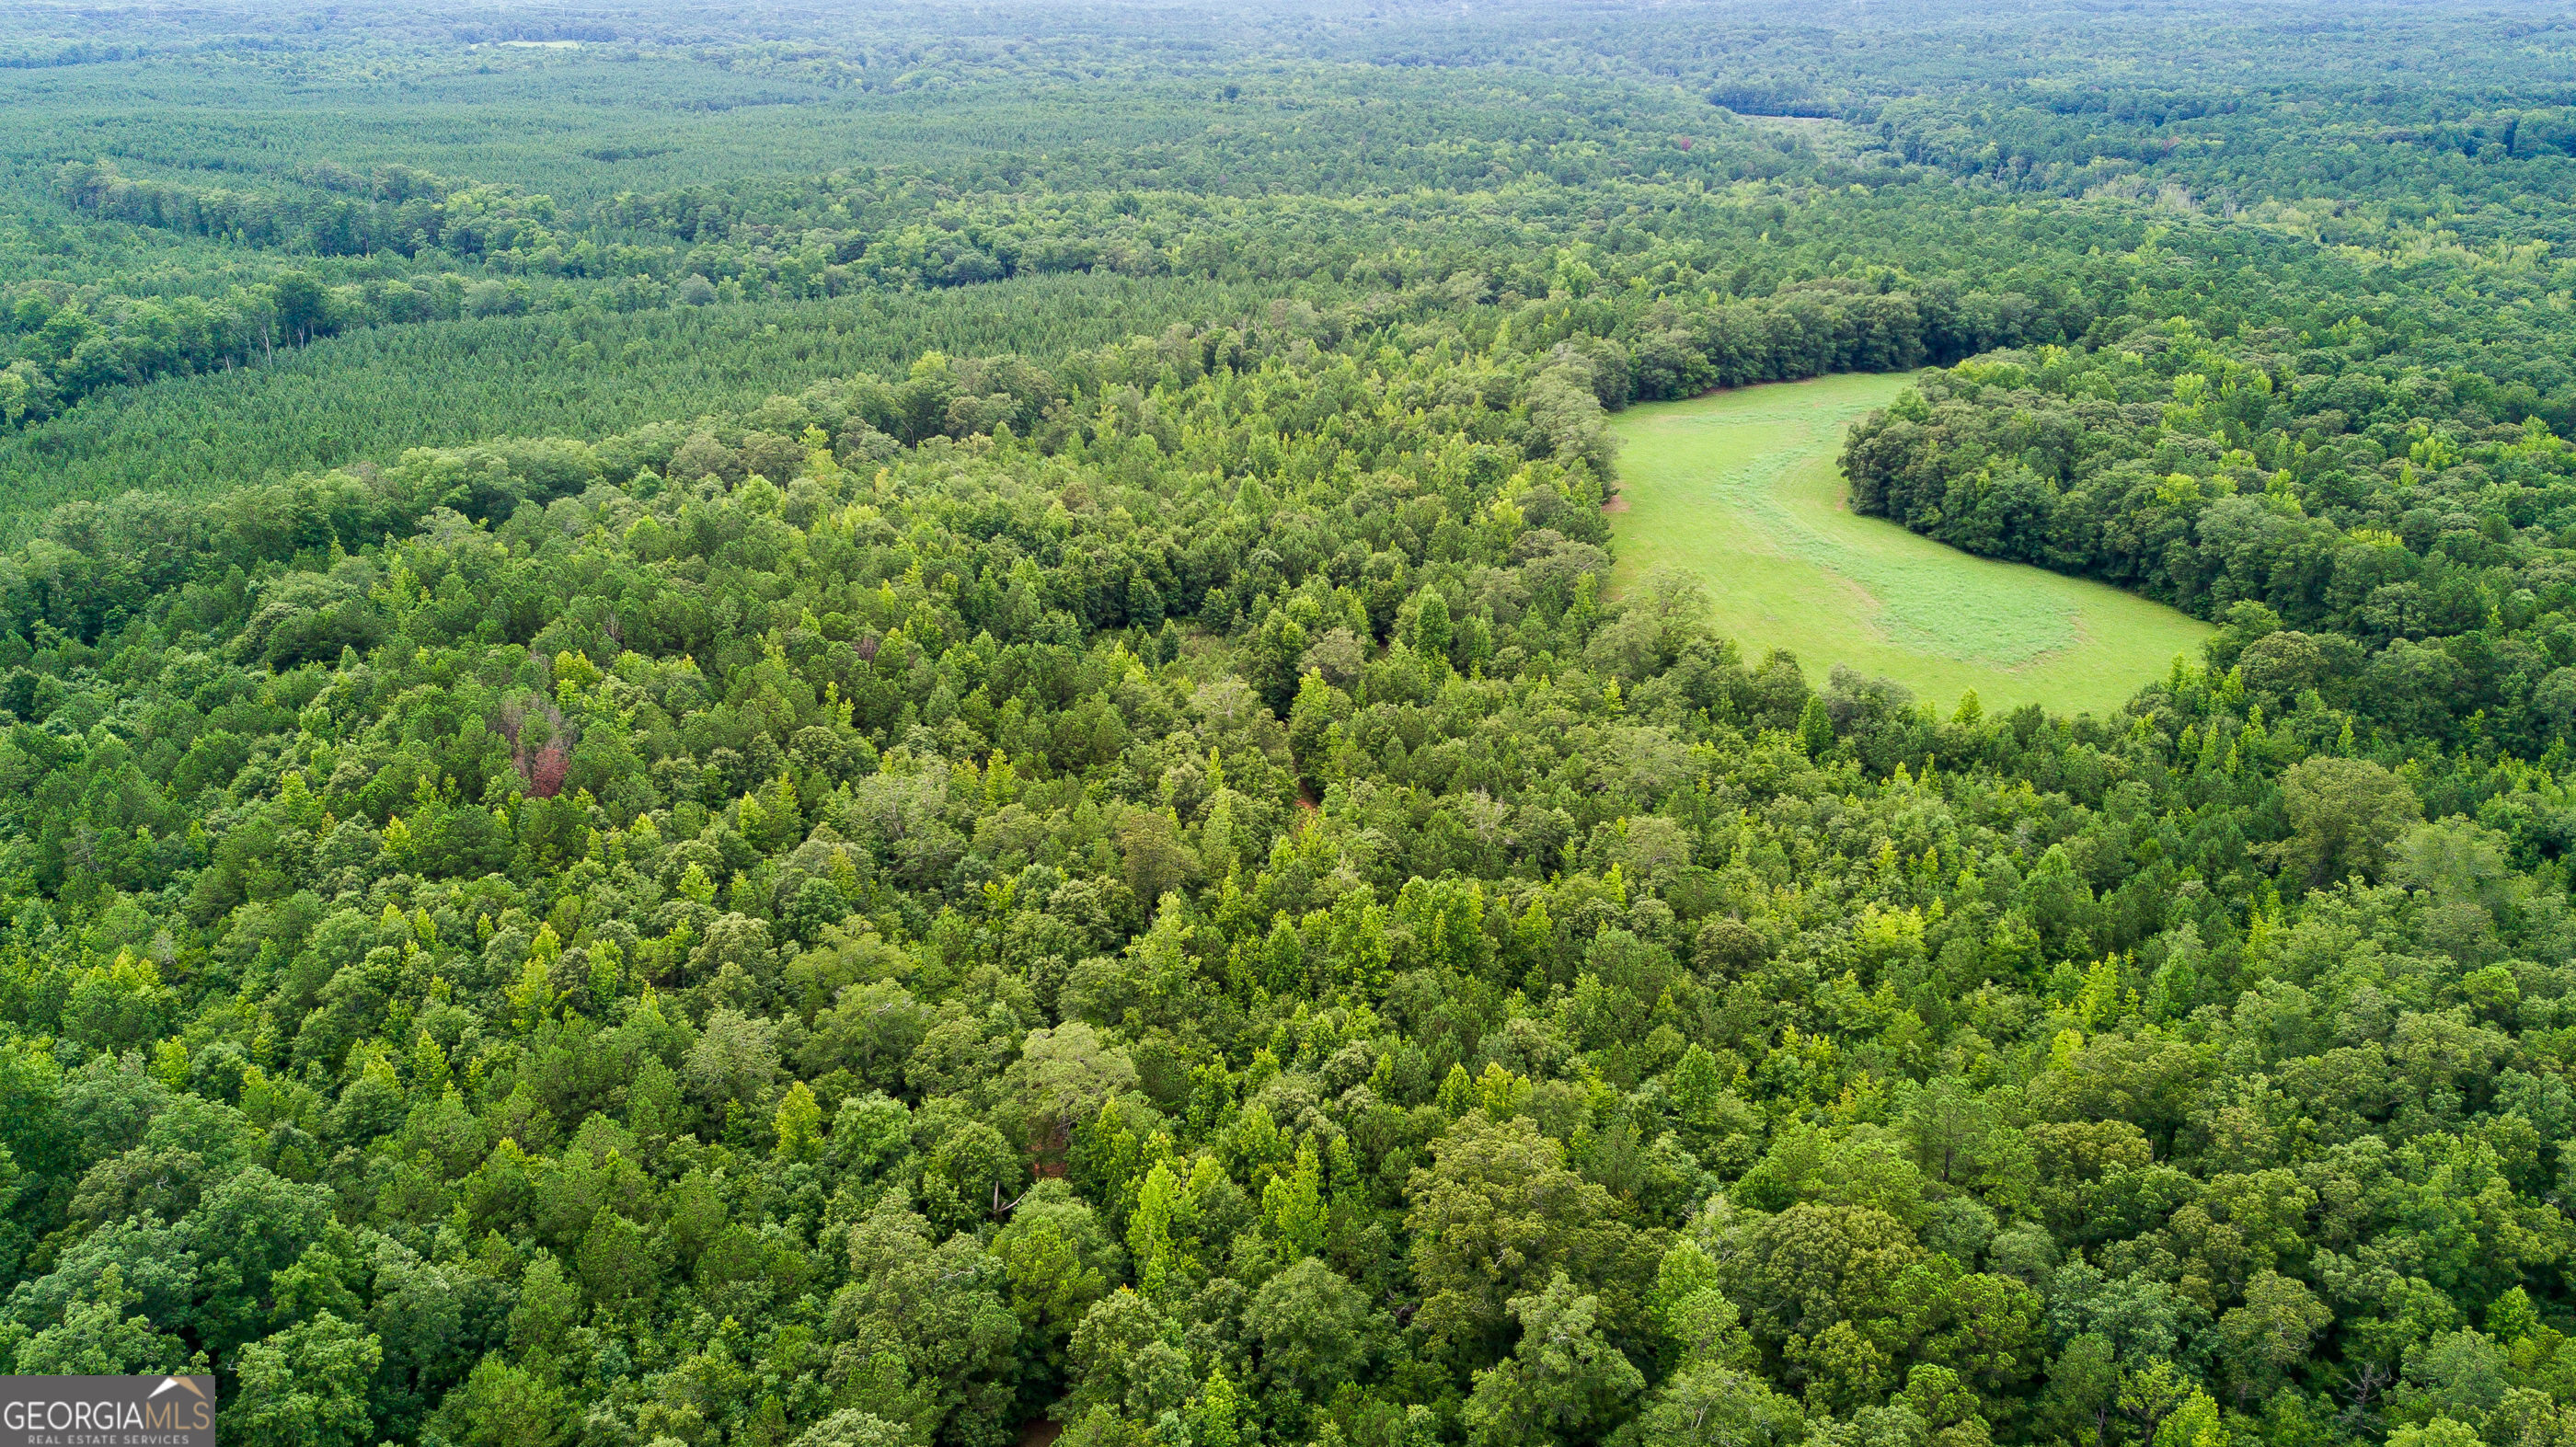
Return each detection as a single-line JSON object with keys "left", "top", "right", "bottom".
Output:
{"left": 5, "top": 4, "right": 2576, "bottom": 1447}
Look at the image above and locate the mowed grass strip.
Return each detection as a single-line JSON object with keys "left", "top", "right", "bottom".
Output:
{"left": 1607, "top": 373, "right": 2213, "bottom": 718}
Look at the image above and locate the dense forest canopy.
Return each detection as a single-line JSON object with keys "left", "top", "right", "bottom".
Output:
{"left": 5, "top": 4, "right": 2576, "bottom": 1447}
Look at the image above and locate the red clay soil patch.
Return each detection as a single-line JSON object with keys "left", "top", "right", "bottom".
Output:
{"left": 1602, "top": 492, "right": 1630, "bottom": 514}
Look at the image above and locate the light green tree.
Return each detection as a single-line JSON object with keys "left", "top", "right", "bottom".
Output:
{"left": 229, "top": 1312, "right": 385, "bottom": 1447}
{"left": 1463, "top": 1273, "right": 1647, "bottom": 1447}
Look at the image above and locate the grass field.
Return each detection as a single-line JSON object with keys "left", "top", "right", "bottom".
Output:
{"left": 1608, "top": 373, "right": 2213, "bottom": 718}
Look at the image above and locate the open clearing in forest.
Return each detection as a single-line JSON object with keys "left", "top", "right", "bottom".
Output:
{"left": 1608, "top": 373, "right": 2213, "bottom": 718}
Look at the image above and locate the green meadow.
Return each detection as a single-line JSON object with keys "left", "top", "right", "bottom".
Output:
{"left": 1607, "top": 373, "right": 2213, "bottom": 718}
